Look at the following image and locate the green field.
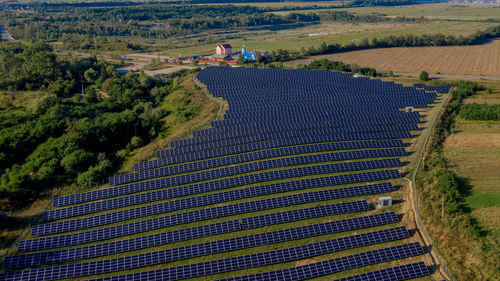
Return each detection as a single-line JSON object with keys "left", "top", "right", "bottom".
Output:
{"left": 161, "top": 20, "right": 497, "bottom": 56}
{"left": 443, "top": 121, "right": 500, "bottom": 240}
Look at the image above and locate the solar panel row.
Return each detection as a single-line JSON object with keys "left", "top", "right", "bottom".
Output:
{"left": 205, "top": 114, "right": 420, "bottom": 137}
{"left": 240, "top": 200, "right": 369, "bottom": 229}
{"left": 109, "top": 147, "right": 406, "bottom": 186}
{"left": 332, "top": 262, "right": 430, "bottom": 281}
{"left": 413, "top": 83, "right": 451, "bottom": 94}
{"left": 6, "top": 201, "right": 370, "bottom": 268}
{"left": 215, "top": 243, "right": 425, "bottom": 281}
{"left": 194, "top": 118, "right": 418, "bottom": 139}
{"left": 142, "top": 138, "right": 404, "bottom": 171}
{"left": 170, "top": 123, "right": 417, "bottom": 148}
{"left": 157, "top": 131, "right": 412, "bottom": 158}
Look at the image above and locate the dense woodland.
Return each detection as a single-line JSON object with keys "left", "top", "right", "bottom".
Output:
{"left": 0, "top": 42, "right": 198, "bottom": 203}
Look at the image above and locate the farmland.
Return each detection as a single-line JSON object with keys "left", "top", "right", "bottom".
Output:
{"left": 289, "top": 38, "right": 500, "bottom": 77}
{"left": 443, "top": 82, "right": 500, "bottom": 243}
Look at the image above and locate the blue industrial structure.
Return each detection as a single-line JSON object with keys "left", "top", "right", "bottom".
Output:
{"left": 240, "top": 45, "right": 268, "bottom": 62}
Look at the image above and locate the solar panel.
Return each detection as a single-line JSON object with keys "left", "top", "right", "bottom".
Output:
{"left": 216, "top": 243, "right": 425, "bottom": 281}
{"left": 156, "top": 131, "right": 412, "bottom": 158}
{"left": 332, "top": 262, "right": 430, "bottom": 281}
{"left": 112, "top": 146, "right": 406, "bottom": 186}
{"left": 48, "top": 153, "right": 405, "bottom": 222}
{"left": 75, "top": 227, "right": 411, "bottom": 281}
{"left": 82, "top": 242, "right": 424, "bottom": 281}
{"left": 54, "top": 155, "right": 403, "bottom": 208}
{"left": 6, "top": 201, "right": 369, "bottom": 268}
{"left": 139, "top": 139, "right": 405, "bottom": 171}
{"left": 36, "top": 162, "right": 401, "bottom": 236}
{"left": 6, "top": 66, "right": 437, "bottom": 280}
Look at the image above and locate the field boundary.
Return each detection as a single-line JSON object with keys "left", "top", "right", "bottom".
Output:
{"left": 409, "top": 89, "right": 456, "bottom": 281}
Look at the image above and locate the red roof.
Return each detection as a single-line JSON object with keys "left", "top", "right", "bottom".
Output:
{"left": 219, "top": 44, "right": 232, "bottom": 49}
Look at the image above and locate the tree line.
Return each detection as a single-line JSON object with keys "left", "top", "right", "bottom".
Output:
{"left": 254, "top": 24, "right": 500, "bottom": 64}
{"left": 299, "top": 58, "right": 377, "bottom": 77}
{"left": 458, "top": 103, "right": 500, "bottom": 121}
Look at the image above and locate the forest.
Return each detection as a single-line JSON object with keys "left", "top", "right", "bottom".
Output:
{"left": 0, "top": 42, "right": 196, "bottom": 204}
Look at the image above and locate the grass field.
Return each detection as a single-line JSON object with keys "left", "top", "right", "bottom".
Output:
{"left": 161, "top": 20, "right": 497, "bottom": 57}
{"left": 442, "top": 85, "right": 500, "bottom": 242}
{"left": 289, "top": 38, "right": 500, "bottom": 77}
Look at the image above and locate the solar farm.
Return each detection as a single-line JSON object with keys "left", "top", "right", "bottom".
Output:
{"left": 0, "top": 67, "right": 451, "bottom": 281}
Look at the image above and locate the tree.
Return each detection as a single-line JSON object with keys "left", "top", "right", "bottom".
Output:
{"left": 255, "top": 52, "right": 262, "bottom": 63}
{"left": 236, "top": 54, "right": 244, "bottom": 65}
{"left": 349, "top": 63, "right": 361, "bottom": 73}
{"left": 420, "top": 70, "right": 429, "bottom": 81}
{"left": 84, "top": 68, "right": 98, "bottom": 83}
{"left": 388, "top": 70, "right": 394, "bottom": 77}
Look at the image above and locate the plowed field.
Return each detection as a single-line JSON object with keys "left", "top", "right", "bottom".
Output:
{"left": 290, "top": 39, "right": 500, "bottom": 77}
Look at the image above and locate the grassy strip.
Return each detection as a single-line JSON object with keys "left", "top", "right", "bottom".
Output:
{"left": 416, "top": 81, "right": 500, "bottom": 280}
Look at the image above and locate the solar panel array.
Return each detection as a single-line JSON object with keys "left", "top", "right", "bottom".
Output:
{"left": 216, "top": 243, "right": 425, "bottom": 281}
{"left": 2, "top": 218, "right": 408, "bottom": 281}
{"left": 84, "top": 243, "right": 425, "bottom": 281}
{"left": 332, "top": 262, "right": 430, "bottom": 281}
{"left": 5, "top": 201, "right": 370, "bottom": 268}
{"left": 112, "top": 146, "right": 406, "bottom": 185}
{"left": 414, "top": 83, "right": 451, "bottom": 94}
{"left": 4, "top": 67, "right": 439, "bottom": 280}
{"left": 141, "top": 138, "right": 405, "bottom": 171}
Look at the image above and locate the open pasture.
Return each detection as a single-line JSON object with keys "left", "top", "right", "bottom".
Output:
{"left": 290, "top": 39, "right": 500, "bottom": 77}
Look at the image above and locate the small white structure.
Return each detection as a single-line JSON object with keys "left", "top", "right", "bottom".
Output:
{"left": 405, "top": 106, "right": 415, "bottom": 112}
{"left": 379, "top": 196, "right": 393, "bottom": 208}
{"left": 216, "top": 44, "right": 232, "bottom": 56}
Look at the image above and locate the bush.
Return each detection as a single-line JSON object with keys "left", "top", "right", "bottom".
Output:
{"left": 459, "top": 103, "right": 500, "bottom": 121}
{"left": 420, "top": 70, "right": 429, "bottom": 81}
